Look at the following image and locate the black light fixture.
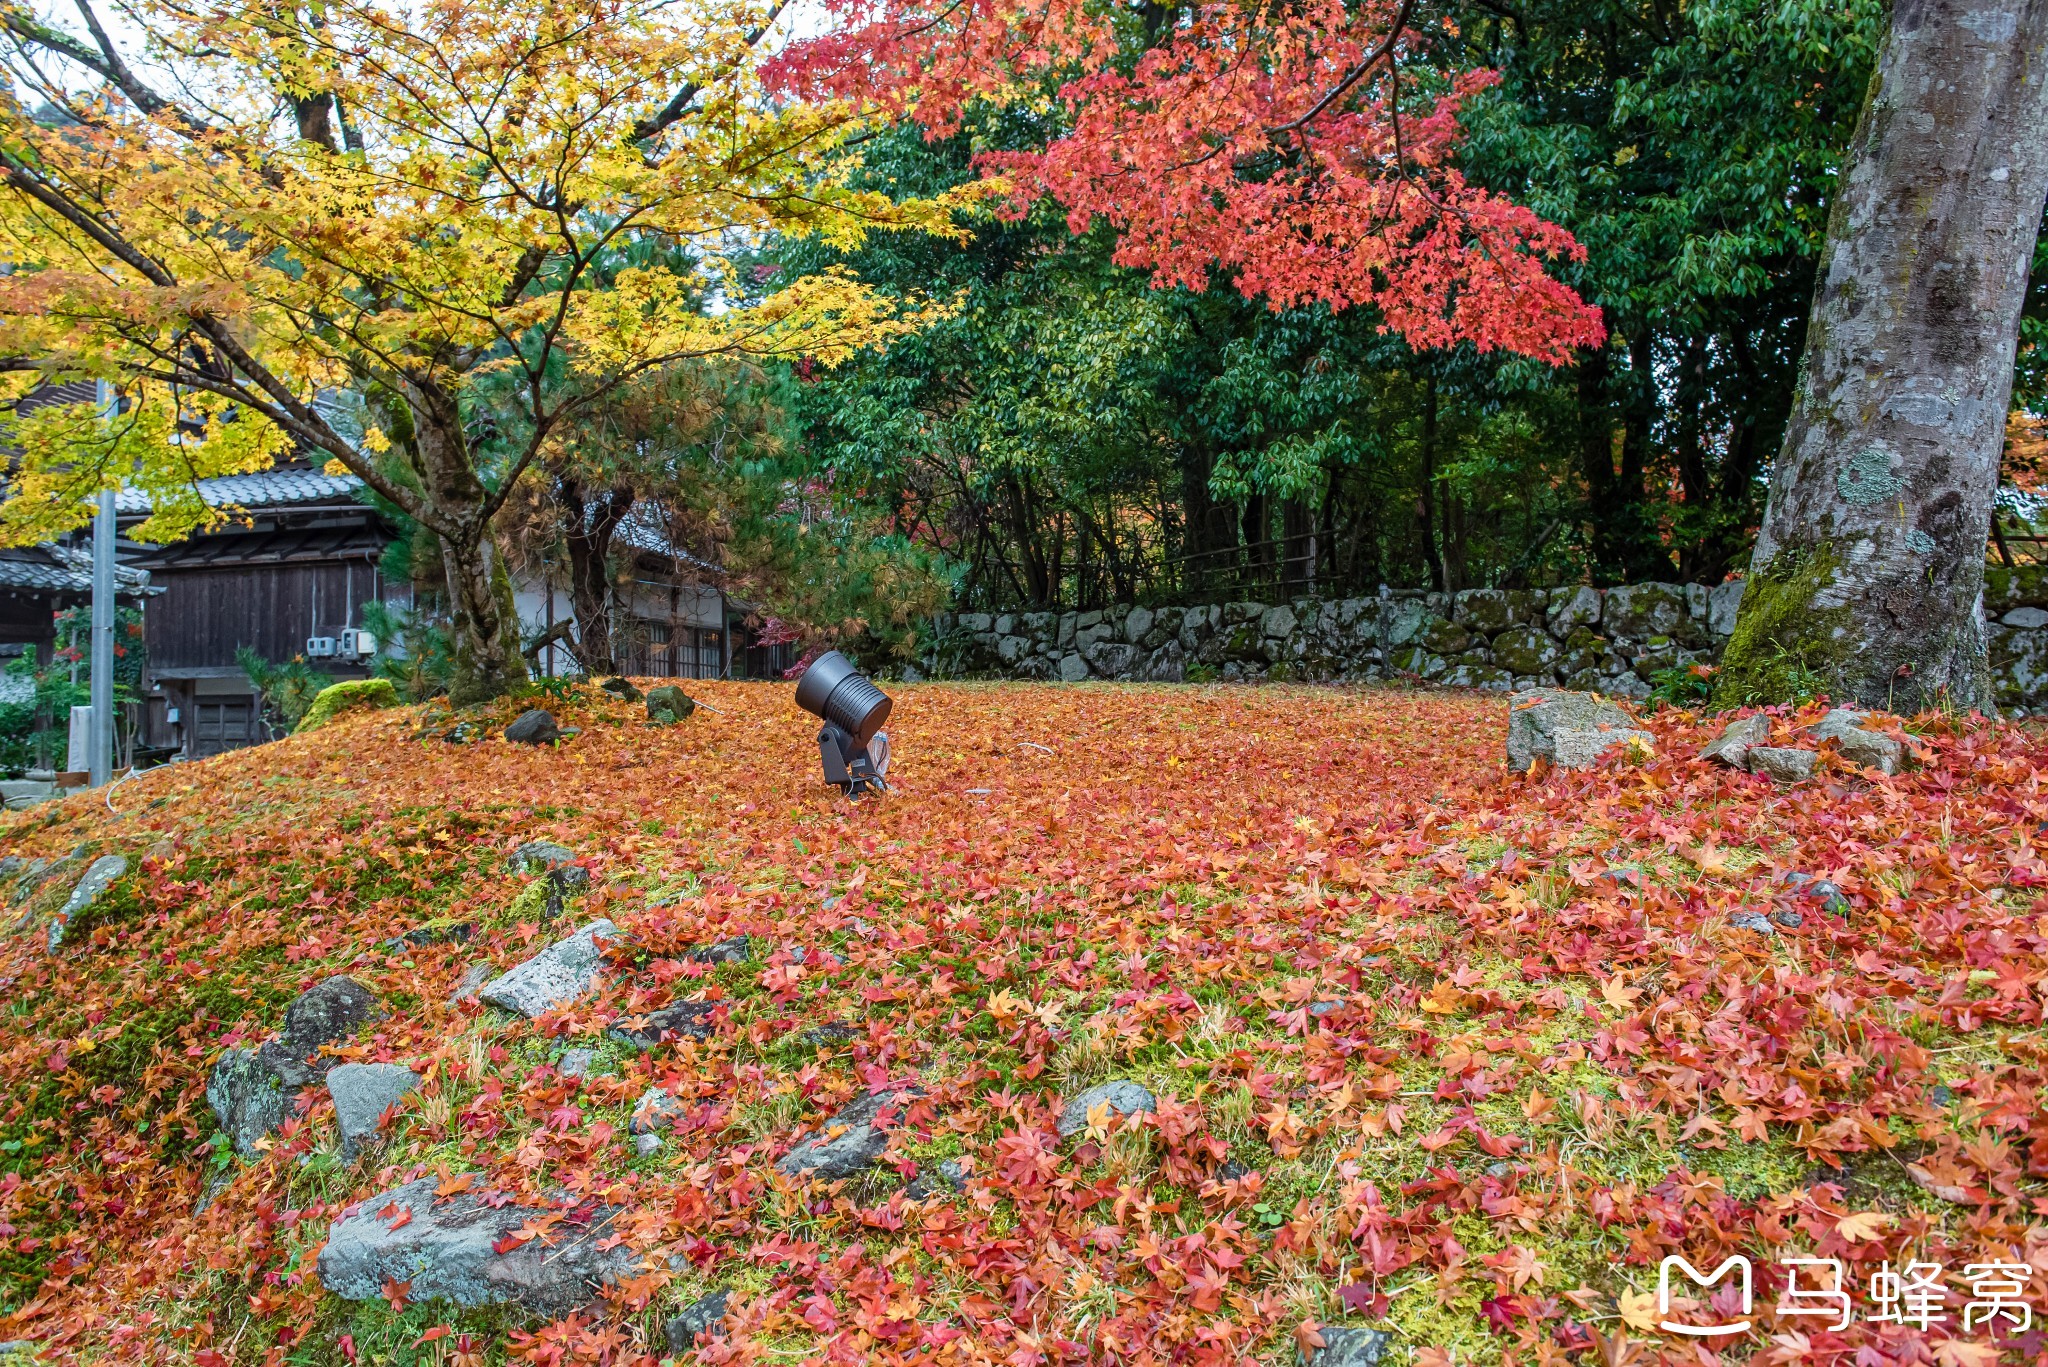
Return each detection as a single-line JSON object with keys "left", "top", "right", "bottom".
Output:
{"left": 794, "top": 650, "right": 892, "bottom": 797}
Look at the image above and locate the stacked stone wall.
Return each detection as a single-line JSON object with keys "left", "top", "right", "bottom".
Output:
{"left": 919, "top": 566, "right": 2048, "bottom": 710}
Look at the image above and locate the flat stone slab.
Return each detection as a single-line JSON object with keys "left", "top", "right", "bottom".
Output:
{"left": 610, "top": 999, "right": 719, "bottom": 1050}
{"left": 327, "top": 1063, "right": 421, "bottom": 1157}
{"left": 478, "top": 920, "right": 618, "bottom": 1018}
{"left": 317, "top": 1176, "right": 632, "bottom": 1314}
{"left": 776, "top": 1083, "right": 923, "bottom": 1181}
{"left": 1057, "top": 1080, "right": 1156, "bottom": 1137}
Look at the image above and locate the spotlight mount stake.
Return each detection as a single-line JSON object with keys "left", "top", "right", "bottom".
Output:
{"left": 793, "top": 651, "right": 893, "bottom": 799}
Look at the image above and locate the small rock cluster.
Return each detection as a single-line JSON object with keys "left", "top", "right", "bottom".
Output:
{"left": 1699, "top": 707, "right": 1909, "bottom": 783}
{"left": 206, "top": 975, "right": 386, "bottom": 1156}
{"left": 252, "top": 883, "right": 1343, "bottom": 1345}
{"left": 924, "top": 581, "right": 1745, "bottom": 695}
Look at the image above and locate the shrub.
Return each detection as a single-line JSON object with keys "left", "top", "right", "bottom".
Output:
{"left": 238, "top": 648, "right": 336, "bottom": 733}
{"left": 295, "top": 678, "right": 402, "bottom": 733}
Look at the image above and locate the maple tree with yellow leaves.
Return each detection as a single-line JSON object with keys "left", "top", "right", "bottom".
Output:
{"left": 0, "top": 0, "right": 979, "bottom": 699}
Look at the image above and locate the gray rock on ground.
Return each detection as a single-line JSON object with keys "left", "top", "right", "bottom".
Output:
{"left": 1747, "top": 747, "right": 1817, "bottom": 784}
{"left": 509, "top": 839, "right": 575, "bottom": 869}
{"left": 507, "top": 841, "right": 588, "bottom": 888}
{"left": 1057, "top": 1080, "right": 1157, "bottom": 1137}
{"left": 1807, "top": 707, "right": 1908, "bottom": 775}
{"left": 1505, "top": 689, "right": 1651, "bottom": 771}
{"left": 776, "top": 1083, "right": 924, "bottom": 1181}
{"left": 630, "top": 1086, "right": 685, "bottom": 1136}
{"left": 558, "top": 1048, "right": 595, "bottom": 1079}
{"left": 503, "top": 709, "right": 562, "bottom": 744}
{"left": 904, "top": 1158, "right": 966, "bottom": 1201}
{"left": 478, "top": 920, "right": 618, "bottom": 1018}
{"left": 326, "top": 1063, "right": 422, "bottom": 1158}
{"left": 634, "top": 1133, "right": 664, "bottom": 1158}
{"left": 1699, "top": 713, "right": 1770, "bottom": 768}
{"left": 46, "top": 854, "right": 128, "bottom": 951}
{"left": 1, "top": 779, "right": 56, "bottom": 810}
{"left": 691, "top": 935, "right": 751, "bottom": 965}
{"left": 1783, "top": 871, "right": 1852, "bottom": 915}
{"left": 646, "top": 685, "right": 696, "bottom": 723}
{"left": 207, "top": 976, "right": 383, "bottom": 1156}
{"left": 1303, "top": 1326, "right": 1395, "bottom": 1367}
{"left": 450, "top": 962, "right": 494, "bottom": 1005}
{"left": 316, "top": 1176, "right": 633, "bottom": 1314}
{"left": 1550, "top": 725, "right": 1654, "bottom": 769}
{"left": 664, "top": 1290, "right": 731, "bottom": 1354}
{"left": 610, "top": 999, "right": 719, "bottom": 1050}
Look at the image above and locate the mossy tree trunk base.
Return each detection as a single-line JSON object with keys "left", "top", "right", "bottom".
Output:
{"left": 1718, "top": 0, "right": 2048, "bottom": 714}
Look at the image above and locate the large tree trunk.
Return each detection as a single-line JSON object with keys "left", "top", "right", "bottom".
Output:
{"left": 1720, "top": 0, "right": 2048, "bottom": 711}
{"left": 405, "top": 381, "right": 529, "bottom": 705}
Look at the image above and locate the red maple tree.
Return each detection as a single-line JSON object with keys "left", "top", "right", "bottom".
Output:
{"left": 769, "top": 0, "right": 1608, "bottom": 361}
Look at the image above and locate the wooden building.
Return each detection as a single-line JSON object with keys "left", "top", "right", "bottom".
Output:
{"left": 120, "top": 464, "right": 398, "bottom": 755}
{"left": 109, "top": 463, "right": 789, "bottom": 757}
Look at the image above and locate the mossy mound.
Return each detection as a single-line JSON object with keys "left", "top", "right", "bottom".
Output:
{"left": 295, "top": 678, "right": 403, "bottom": 733}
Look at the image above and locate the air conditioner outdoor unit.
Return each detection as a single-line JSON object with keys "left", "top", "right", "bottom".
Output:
{"left": 339, "top": 629, "right": 378, "bottom": 658}
{"left": 305, "top": 636, "right": 337, "bottom": 658}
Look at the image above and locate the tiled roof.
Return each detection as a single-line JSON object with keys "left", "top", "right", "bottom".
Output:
{"left": 115, "top": 469, "right": 363, "bottom": 515}
{"left": 614, "top": 504, "right": 722, "bottom": 575}
{"left": 0, "top": 544, "right": 155, "bottom": 595}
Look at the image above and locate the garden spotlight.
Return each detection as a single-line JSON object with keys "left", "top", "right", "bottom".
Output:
{"left": 794, "top": 651, "right": 893, "bottom": 798}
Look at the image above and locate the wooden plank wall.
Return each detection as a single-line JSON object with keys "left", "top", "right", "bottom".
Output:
{"left": 145, "top": 560, "right": 390, "bottom": 673}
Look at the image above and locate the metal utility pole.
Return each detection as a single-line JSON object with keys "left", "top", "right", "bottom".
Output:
{"left": 88, "top": 381, "right": 115, "bottom": 786}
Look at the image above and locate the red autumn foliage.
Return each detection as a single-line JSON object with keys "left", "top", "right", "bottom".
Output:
{"left": 768, "top": 0, "right": 1608, "bottom": 360}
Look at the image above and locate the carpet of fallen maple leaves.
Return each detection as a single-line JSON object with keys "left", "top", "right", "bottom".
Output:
{"left": 0, "top": 681, "right": 2045, "bottom": 1367}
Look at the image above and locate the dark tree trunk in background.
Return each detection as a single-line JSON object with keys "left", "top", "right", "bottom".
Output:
{"left": 550, "top": 468, "right": 635, "bottom": 675}
{"left": 1178, "top": 443, "right": 1237, "bottom": 599}
{"left": 1242, "top": 492, "right": 1270, "bottom": 586}
{"left": 1577, "top": 330, "right": 1676, "bottom": 582}
{"left": 1281, "top": 498, "right": 1314, "bottom": 586}
{"left": 1419, "top": 374, "right": 1447, "bottom": 591}
{"left": 1575, "top": 342, "right": 1619, "bottom": 579}
{"left": 1003, "top": 472, "right": 1054, "bottom": 606}
{"left": 1721, "top": 0, "right": 2048, "bottom": 711}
